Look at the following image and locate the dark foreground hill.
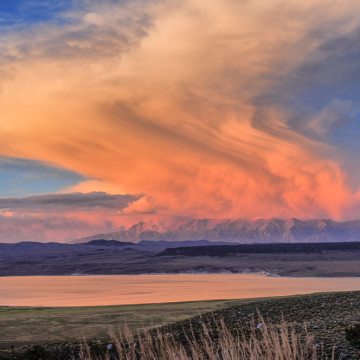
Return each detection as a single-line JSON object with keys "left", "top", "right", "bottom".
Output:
{"left": 2, "top": 291, "right": 360, "bottom": 359}
{"left": 162, "top": 291, "right": 360, "bottom": 359}
{"left": 159, "top": 241, "right": 360, "bottom": 256}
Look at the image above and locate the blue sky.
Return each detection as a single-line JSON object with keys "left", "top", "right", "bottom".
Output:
{"left": 0, "top": 0, "right": 73, "bottom": 29}
{"left": 0, "top": 157, "right": 85, "bottom": 197}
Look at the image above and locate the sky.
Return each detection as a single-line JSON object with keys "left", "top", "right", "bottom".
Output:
{"left": 1, "top": 0, "right": 360, "bottom": 242}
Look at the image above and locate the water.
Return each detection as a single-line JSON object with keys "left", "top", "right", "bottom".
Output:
{"left": 1, "top": 274, "right": 360, "bottom": 307}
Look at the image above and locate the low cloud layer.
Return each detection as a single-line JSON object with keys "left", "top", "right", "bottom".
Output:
{"left": 0, "top": 214, "right": 119, "bottom": 243}
{"left": 0, "top": 191, "right": 142, "bottom": 242}
{"left": 1, "top": 0, "right": 360, "bottom": 242}
{"left": 0, "top": 192, "right": 141, "bottom": 212}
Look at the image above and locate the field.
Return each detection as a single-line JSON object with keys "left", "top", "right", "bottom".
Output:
{"left": 0, "top": 299, "right": 248, "bottom": 350}
{"left": 1, "top": 291, "right": 360, "bottom": 359}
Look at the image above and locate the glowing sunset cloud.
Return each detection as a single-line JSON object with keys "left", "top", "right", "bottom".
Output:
{"left": 1, "top": 0, "right": 360, "bottom": 241}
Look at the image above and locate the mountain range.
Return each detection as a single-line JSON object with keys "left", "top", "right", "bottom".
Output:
{"left": 73, "top": 218, "right": 360, "bottom": 244}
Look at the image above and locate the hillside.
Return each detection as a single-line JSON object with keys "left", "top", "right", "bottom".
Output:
{"left": 160, "top": 291, "right": 360, "bottom": 359}
{"left": 159, "top": 241, "right": 360, "bottom": 256}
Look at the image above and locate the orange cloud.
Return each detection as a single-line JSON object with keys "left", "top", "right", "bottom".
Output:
{"left": 1, "top": 0, "right": 360, "bottom": 228}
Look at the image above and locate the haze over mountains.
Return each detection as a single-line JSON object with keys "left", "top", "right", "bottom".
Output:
{"left": 73, "top": 218, "right": 360, "bottom": 244}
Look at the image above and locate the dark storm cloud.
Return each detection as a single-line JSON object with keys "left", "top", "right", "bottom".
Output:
{"left": 0, "top": 192, "right": 142, "bottom": 212}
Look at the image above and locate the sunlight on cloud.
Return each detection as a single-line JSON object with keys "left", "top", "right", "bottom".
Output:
{"left": 1, "top": 0, "right": 360, "bottom": 231}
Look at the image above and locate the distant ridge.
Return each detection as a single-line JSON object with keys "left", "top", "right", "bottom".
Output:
{"left": 72, "top": 218, "right": 360, "bottom": 244}
{"left": 84, "top": 239, "right": 134, "bottom": 247}
{"left": 159, "top": 241, "right": 360, "bottom": 257}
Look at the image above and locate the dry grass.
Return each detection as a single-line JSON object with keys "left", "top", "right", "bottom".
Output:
{"left": 0, "top": 299, "right": 244, "bottom": 348}
{"left": 77, "top": 316, "right": 335, "bottom": 360}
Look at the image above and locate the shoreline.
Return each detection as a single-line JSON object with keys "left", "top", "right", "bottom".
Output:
{"left": 0, "top": 290, "right": 358, "bottom": 309}
{"left": 2, "top": 270, "right": 360, "bottom": 278}
{"left": 0, "top": 270, "right": 271, "bottom": 277}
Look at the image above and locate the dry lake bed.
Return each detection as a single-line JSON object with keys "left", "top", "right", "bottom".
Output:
{"left": 1, "top": 273, "right": 360, "bottom": 306}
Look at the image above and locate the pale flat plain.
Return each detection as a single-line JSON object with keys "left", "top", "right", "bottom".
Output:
{"left": 0, "top": 299, "right": 248, "bottom": 348}
{"left": 2, "top": 274, "right": 360, "bottom": 307}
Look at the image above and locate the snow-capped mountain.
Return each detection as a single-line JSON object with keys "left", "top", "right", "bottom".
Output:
{"left": 73, "top": 218, "right": 360, "bottom": 244}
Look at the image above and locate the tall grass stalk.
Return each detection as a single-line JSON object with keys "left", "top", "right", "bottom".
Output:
{"left": 77, "top": 317, "right": 334, "bottom": 360}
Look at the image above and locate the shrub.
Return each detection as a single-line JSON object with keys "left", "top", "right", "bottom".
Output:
{"left": 23, "top": 345, "right": 49, "bottom": 360}
{"left": 345, "top": 323, "right": 360, "bottom": 352}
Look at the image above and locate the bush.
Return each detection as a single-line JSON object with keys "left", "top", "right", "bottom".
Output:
{"left": 23, "top": 345, "right": 49, "bottom": 360}
{"left": 345, "top": 323, "right": 360, "bottom": 352}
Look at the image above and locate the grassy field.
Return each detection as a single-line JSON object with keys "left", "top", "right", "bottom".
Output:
{"left": 0, "top": 298, "right": 256, "bottom": 349}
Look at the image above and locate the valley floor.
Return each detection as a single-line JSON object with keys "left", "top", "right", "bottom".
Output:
{"left": 1, "top": 291, "right": 360, "bottom": 359}
{"left": 2, "top": 246, "right": 360, "bottom": 277}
